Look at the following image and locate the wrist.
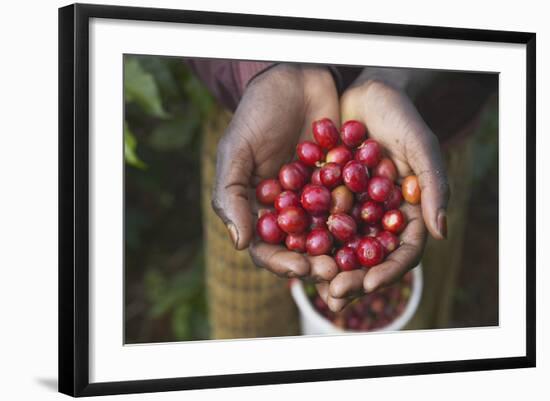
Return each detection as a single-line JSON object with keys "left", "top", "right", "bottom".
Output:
{"left": 301, "top": 65, "right": 337, "bottom": 96}
{"left": 246, "top": 63, "right": 337, "bottom": 105}
{"left": 237, "top": 61, "right": 276, "bottom": 94}
{"left": 355, "top": 67, "right": 412, "bottom": 91}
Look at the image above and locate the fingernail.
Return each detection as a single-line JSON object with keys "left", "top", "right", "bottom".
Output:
{"left": 226, "top": 223, "right": 239, "bottom": 248}
{"left": 437, "top": 210, "right": 447, "bottom": 239}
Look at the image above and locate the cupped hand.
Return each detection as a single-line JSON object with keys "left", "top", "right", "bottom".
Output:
{"left": 320, "top": 73, "right": 449, "bottom": 312}
{"left": 212, "top": 64, "right": 340, "bottom": 283}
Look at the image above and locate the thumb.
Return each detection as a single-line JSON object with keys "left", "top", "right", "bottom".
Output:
{"left": 407, "top": 133, "right": 450, "bottom": 240}
{"left": 211, "top": 128, "right": 255, "bottom": 250}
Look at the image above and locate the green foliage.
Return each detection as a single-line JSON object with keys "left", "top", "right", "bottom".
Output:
{"left": 124, "top": 55, "right": 214, "bottom": 343}
{"left": 124, "top": 122, "right": 147, "bottom": 169}
{"left": 149, "top": 112, "right": 200, "bottom": 151}
{"left": 144, "top": 251, "right": 209, "bottom": 341}
{"left": 182, "top": 72, "right": 215, "bottom": 118}
{"left": 123, "top": 56, "right": 214, "bottom": 167}
{"left": 124, "top": 57, "right": 169, "bottom": 119}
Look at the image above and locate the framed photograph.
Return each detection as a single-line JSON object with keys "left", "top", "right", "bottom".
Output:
{"left": 58, "top": 3, "right": 536, "bottom": 397}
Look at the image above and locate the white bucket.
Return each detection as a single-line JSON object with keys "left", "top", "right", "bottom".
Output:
{"left": 290, "top": 264, "right": 423, "bottom": 335}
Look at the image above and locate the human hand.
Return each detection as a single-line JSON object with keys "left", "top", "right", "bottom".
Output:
{"left": 320, "top": 72, "right": 449, "bottom": 311}
{"left": 212, "top": 64, "right": 340, "bottom": 283}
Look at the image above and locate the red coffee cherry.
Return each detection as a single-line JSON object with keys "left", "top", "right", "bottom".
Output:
{"left": 277, "top": 206, "right": 309, "bottom": 234}
{"left": 340, "top": 120, "right": 367, "bottom": 147}
{"left": 296, "top": 141, "right": 324, "bottom": 167}
{"left": 382, "top": 209, "right": 407, "bottom": 234}
{"left": 312, "top": 118, "right": 339, "bottom": 150}
{"left": 320, "top": 162, "right": 343, "bottom": 189}
{"left": 360, "top": 200, "right": 385, "bottom": 224}
{"left": 342, "top": 160, "right": 369, "bottom": 193}
{"left": 362, "top": 223, "right": 383, "bottom": 237}
{"left": 370, "top": 296, "right": 385, "bottom": 314}
{"left": 349, "top": 203, "right": 362, "bottom": 223}
{"left": 356, "top": 237, "right": 385, "bottom": 267}
{"left": 285, "top": 232, "right": 307, "bottom": 253}
{"left": 291, "top": 160, "right": 311, "bottom": 181}
{"left": 373, "top": 158, "right": 398, "bottom": 182}
{"left": 344, "top": 235, "right": 361, "bottom": 250}
{"left": 310, "top": 214, "right": 328, "bottom": 230}
{"left": 326, "top": 145, "right": 353, "bottom": 166}
{"left": 306, "top": 228, "right": 334, "bottom": 256}
{"left": 311, "top": 168, "right": 322, "bottom": 186}
{"left": 279, "top": 163, "right": 306, "bottom": 191}
{"left": 290, "top": 160, "right": 312, "bottom": 177}
{"left": 330, "top": 185, "right": 354, "bottom": 214}
{"left": 356, "top": 191, "right": 370, "bottom": 203}
{"left": 256, "top": 179, "right": 282, "bottom": 205}
{"left": 301, "top": 184, "right": 331, "bottom": 216}
{"left": 335, "top": 246, "right": 359, "bottom": 271}
{"left": 355, "top": 139, "right": 382, "bottom": 168}
{"left": 367, "top": 176, "right": 393, "bottom": 202}
{"left": 257, "top": 212, "right": 286, "bottom": 244}
{"left": 274, "top": 190, "right": 300, "bottom": 212}
{"left": 376, "top": 231, "right": 400, "bottom": 254}
{"left": 327, "top": 213, "right": 357, "bottom": 242}
{"left": 384, "top": 186, "right": 404, "bottom": 210}
{"left": 402, "top": 175, "right": 421, "bottom": 205}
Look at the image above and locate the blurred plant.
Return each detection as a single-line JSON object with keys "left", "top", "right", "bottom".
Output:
{"left": 145, "top": 251, "right": 209, "bottom": 340}
{"left": 124, "top": 121, "right": 147, "bottom": 170}
{"left": 123, "top": 55, "right": 214, "bottom": 343}
{"left": 471, "top": 98, "right": 498, "bottom": 186}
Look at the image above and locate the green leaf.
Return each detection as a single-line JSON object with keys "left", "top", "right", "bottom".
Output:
{"left": 137, "top": 56, "right": 181, "bottom": 102}
{"left": 124, "top": 57, "right": 169, "bottom": 119}
{"left": 124, "top": 122, "right": 147, "bottom": 169}
{"left": 148, "top": 113, "right": 200, "bottom": 151}
{"left": 183, "top": 74, "right": 214, "bottom": 118}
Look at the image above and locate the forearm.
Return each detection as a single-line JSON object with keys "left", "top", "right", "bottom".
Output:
{"left": 352, "top": 67, "right": 437, "bottom": 97}
{"left": 185, "top": 59, "right": 275, "bottom": 111}
{"left": 186, "top": 59, "right": 362, "bottom": 111}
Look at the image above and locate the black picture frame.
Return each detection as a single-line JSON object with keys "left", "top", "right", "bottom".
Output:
{"left": 58, "top": 3, "right": 536, "bottom": 397}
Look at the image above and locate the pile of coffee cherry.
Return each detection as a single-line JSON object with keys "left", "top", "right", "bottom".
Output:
{"left": 255, "top": 118, "right": 420, "bottom": 272}
{"left": 305, "top": 271, "right": 413, "bottom": 331}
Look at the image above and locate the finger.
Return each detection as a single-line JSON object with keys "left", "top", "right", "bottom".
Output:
{"left": 406, "top": 131, "right": 450, "bottom": 240}
{"left": 211, "top": 125, "right": 255, "bottom": 250}
{"left": 328, "top": 295, "right": 352, "bottom": 313}
{"left": 363, "top": 203, "right": 426, "bottom": 292}
{"left": 315, "top": 282, "right": 350, "bottom": 313}
{"left": 301, "top": 69, "right": 341, "bottom": 140}
{"left": 307, "top": 255, "right": 339, "bottom": 282}
{"left": 329, "top": 269, "right": 367, "bottom": 299}
{"left": 315, "top": 282, "right": 330, "bottom": 301}
{"left": 248, "top": 240, "right": 310, "bottom": 278}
